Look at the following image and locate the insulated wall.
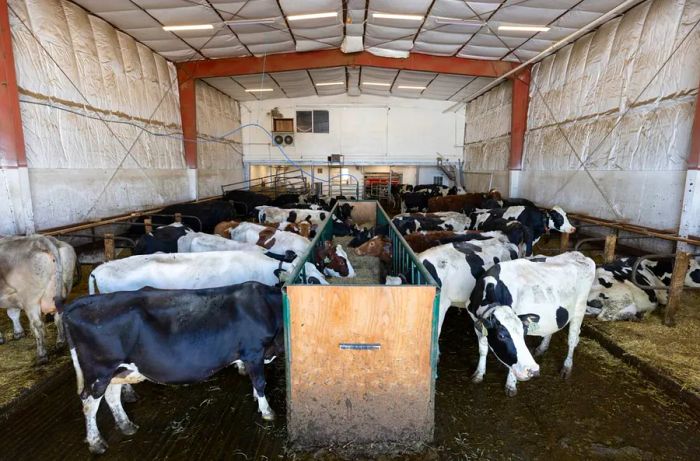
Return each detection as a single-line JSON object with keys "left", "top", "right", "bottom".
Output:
{"left": 520, "top": 0, "right": 700, "bottom": 231}
{"left": 1, "top": 0, "right": 242, "bottom": 234}
{"left": 463, "top": 81, "right": 511, "bottom": 193}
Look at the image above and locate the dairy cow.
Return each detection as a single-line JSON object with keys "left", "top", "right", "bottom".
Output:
{"left": 392, "top": 211, "right": 472, "bottom": 235}
{"left": 256, "top": 205, "right": 329, "bottom": 226}
{"left": 89, "top": 251, "right": 328, "bottom": 295}
{"left": 0, "top": 235, "right": 69, "bottom": 363}
{"left": 134, "top": 223, "right": 192, "bottom": 255}
{"left": 468, "top": 252, "right": 595, "bottom": 396}
{"left": 177, "top": 232, "right": 262, "bottom": 254}
{"left": 62, "top": 282, "right": 284, "bottom": 454}
{"left": 418, "top": 234, "right": 521, "bottom": 341}
{"left": 587, "top": 257, "right": 700, "bottom": 321}
{"left": 469, "top": 205, "right": 576, "bottom": 247}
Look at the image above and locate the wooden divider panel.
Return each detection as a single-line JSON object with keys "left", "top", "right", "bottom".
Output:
{"left": 286, "top": 284, "right": 436, "bottom": 446}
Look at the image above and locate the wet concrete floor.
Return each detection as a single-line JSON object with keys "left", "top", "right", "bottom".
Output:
{"left": 0, "top": 308, "right": 698, "bottom": 460}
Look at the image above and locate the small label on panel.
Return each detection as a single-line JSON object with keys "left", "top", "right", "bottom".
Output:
{"left": 339, "top": 343, "right": 381, "bottom": 350}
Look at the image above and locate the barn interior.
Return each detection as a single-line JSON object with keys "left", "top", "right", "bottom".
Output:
{"left": 1, "top": 0, "right": 699, "bottom": 459}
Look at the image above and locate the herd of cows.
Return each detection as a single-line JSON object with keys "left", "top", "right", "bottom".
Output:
{"left": 1, "top": 186, "right": 700, "bottom": 454}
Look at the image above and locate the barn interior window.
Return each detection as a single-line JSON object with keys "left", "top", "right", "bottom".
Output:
{"left": 433, "top": 176, "right": 443, "bottom": 185}
{"left": 296, "top": 110, "right": 329, "bottom": 133}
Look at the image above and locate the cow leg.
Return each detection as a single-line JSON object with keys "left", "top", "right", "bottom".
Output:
{"left": 561, "top": 308, "right": 585, "bottom": 380}
{"left": 505, "top": 370, "right": 518, "bottom": 397}
{"left": 55, "top": 313, "right": 65, "bottom": 347}
{"left": 82, "top": 395, "right": 108, "bottom": 454}
{"left": 122, "top": 384, "right": 139, "bottom": 403}
{"left": 534, "top": 335, "right": 552, "bottom": 357}
{"left": 245, "top": 359, "right": 274, "bottom": 421}
{"left": 436, "top": 297, "right": 452, "bottom": 357}
{"left": 471, "top": 328, "right": 488, "bottom": 383}
{"left": 7, "top": 308, "right": 25, "bottom": 339}
{"left": 26, "top": 307, "right": 47, "bottom": 364}
{"left": 104, "top": 384, "right": 139, "bottom": 436}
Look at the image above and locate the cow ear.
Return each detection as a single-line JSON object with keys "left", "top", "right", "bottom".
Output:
{"left": 518, "top": 313, "right": 540, "bottom": 326}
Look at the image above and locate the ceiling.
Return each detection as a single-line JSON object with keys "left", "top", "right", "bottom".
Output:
{"left": 72, "top": 0, "right": 635, "bottom": 101}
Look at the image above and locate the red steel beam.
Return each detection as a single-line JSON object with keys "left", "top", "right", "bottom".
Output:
{"left": 177, "top": 67, "right": 197, "bottom": 169}
{"left": 176, "top": 49, "right": 517, "bottom": 81}
{"left": 689, "top": 77, "right": 700, "bottom": 170}
{"left": 509, "top": 68, "right": 531, "bottom": 171}
{"left": 0, "top": 0, "right": 26, "bottom": 168}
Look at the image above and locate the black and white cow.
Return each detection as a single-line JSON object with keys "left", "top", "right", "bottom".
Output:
{"left": 468, "top": 252, "right": 595, "bottom": 396}
{"left": 392, "top": 211, "right": 472, "bottom": 235}
{"left": 418, "top": 233, "right": 521, "bottom": 341}
{"left": 62, "top": 282, "right": 284, "bottom": 454}
{"left": 224, "top": 190, "right": 271, "bottom": 217}
{"left": 469, "top": 205, "right": 575, "bottom": 246}
{"left": 256, "top": 205, "right": 329, "bottom": 226}
{"left": 134, "top": 223, "right": 192, "bottom": 255}
{"left": 587, "top": 257, "right": 700, "bottom": 321}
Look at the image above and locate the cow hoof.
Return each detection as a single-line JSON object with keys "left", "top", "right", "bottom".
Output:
{"left": 261, "top": 410, "right": 276, "bottom": 422}
{"left": 87, "top": 437, "right": 108, "bottom": 454}
{"left": 13, "top": 331, "right": 25, "bottom": 340}
{"left": 55, "top": 339, "right": 66, "bottom": 349}
{"left": 560, "top": 366, "right": 572, "bottom": 380}
{"left": 122, "top": 386, "right": 139, "bottom": 403}
{"left": 119, "top": 421, "right": 139, "bottom": 436}
{"left": 505, "top": 386, "right": 518, "bottom": 397}
{"left": 236, "top": 363, "right": 248, "bottom": 376}
{"left": 471, "top": 372, "right": 484, "bottom": 384}
{"left": 36, "top": 355, "right": 49, "bottom": 366}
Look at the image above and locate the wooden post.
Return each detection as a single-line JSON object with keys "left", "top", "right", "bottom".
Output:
{"left": 603, "top": 235, "right": 617, "bottom": 263}
{"left": 560, "top": 232, "right": 570, "bottom": 252}
{"left": 175, "top": 213, "right": 182, "bottom": 223}
{"left": 664, "top": 251, "right": 690, "bottom": 326}
{"left": 144, "top": 218, "right": 153, "bottom": 234}
{"left": 104, "top": 233, "right": 115, "bottom": 262}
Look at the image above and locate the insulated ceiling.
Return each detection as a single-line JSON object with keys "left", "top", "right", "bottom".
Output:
{"left": 71, "top": 0, "right": 639, "bottom": 100}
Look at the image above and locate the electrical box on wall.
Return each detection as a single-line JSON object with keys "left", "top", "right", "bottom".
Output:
{"left": 272, "top": 118, "right": 294, "bottom": 146}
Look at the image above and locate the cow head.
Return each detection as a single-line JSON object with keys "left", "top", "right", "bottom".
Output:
{"left": 547, "top": 206, "right": 576, "bottom": 234}
{"left": 687, "top": 259, "right": 700, "bottom": 286}
{"left": 214, "top": 220, "right": 239, "bottom": 238}
{"left": 475, "top": 306, "right": 541, "bottom": 381}
{"left": 354, "top": 235, "right": 391, "bottom": 259}
{"left": 348, "top": 227, "right": 373, "bottom": 247}
{"left": 335, "top": 203, "right": 354, "bottom": 222}
{"left": 316, "top": 241, "right": 356, "bottom": 278}
{"left": 302, "top": 262, "right": 329, "bottom": 285}
{"left": 487, "top": 188, "right": 503, "bottom": 202}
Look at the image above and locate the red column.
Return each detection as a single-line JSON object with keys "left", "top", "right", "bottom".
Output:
{"left": 0, "top": 0, "right": 26, "bottom": 168}
{"left": 177, "top": 69, "right": 197, "bottom": 169}
{"left": 688, "top": 77, "right": 700, "bottom": 170}
{"left": 509, "top": 68, "right": 531, "bottom": 171}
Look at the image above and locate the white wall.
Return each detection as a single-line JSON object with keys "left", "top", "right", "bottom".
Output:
{"left": 462, "top": 0, "right": 699, "bottom": 237}
{"left": 241, "top": 94, "right": 465, "bottom": 166}
{"left": 0, "top": 0, "right": 241, "bottom": 234}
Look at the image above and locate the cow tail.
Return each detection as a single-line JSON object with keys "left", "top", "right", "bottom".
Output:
{"left": 88, "top": 273, "right": 97, "bottom": 295}
{"left": 42, "top": 236, "right": 65, "bottom": 312}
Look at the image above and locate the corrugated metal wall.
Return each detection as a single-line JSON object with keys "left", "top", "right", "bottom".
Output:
{"left": 0, "top": 0, "right": 241, "bottom": 234}
{"left": 464, "top": 0, "right": 700, "bottom": 231}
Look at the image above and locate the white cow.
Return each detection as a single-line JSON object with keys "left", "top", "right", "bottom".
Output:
{"left": 469, "top": 252, "right": 595, "bottom": 396}
{"left": 177, "top": 232, "right": 262, "bottom": 254}
{"left": 418, "top": 232, "right": 520, "bottom": 340}
{"left": 587, "top": 257, "right": 700, "bottom": 321}
{"left": 393, "top": 211, "right": 472, "bottom": 234}
{"left": 255, "top": 205, "right": 330, "bottom": 226}
{"left": 89, "top": 251, "right": 327, "bottom": 295}
{"left": 229, "top": 222, "right": 311, "bottom": 257}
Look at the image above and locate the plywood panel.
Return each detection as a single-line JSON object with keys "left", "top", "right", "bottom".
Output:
{"left": 340, "top": 200, "right": 376, "bottom": 227}
{"left": 286, "top": 285, "right": 437, "bottom": 446}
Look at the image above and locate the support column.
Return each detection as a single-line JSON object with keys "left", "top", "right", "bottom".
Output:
{"left": 508, "top": 68, "right": 530, "bottom": 198}
{"left": 677, "top": 80, "right": 700, "bottom": 252}
{"left": 0, "top": 0, "right": 34, "bottom": 234}
{"left": 177, "top": 68, "right": 198, "bottom": 200}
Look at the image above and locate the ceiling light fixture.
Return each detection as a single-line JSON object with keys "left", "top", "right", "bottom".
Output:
{"left": 398, "top": 85, "right": 426, "bottom": 90}
{"left": 315, "top": 82, "right": 345, "bottom": 86}
{"left": 225, "top": 18, "right": 277, "bottom": 26}
{"left": 362, "top": 82, "right": 391, "bottom": 87}
{"left": 245, "top": 88, "right": 274, "bottom": 92}
{"left": 162, "top": 24, "right": 213, "bottom": 31}
{"left": 434, "top": 17, "right": 485, "bottom": 26}
{"left": 287, "top": 12, "right": 338, "bottom": 21}
{"left": 373, "top": 13, "right": 424, "bottom": 21}
{"left": 498, "top": 24, "right": 550, "bottom": 32}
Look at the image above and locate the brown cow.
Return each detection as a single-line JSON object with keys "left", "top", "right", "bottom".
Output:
{"left": 427, "top": 189, "right": 502, "bottom": 212}
{"left": 213, "top": 220, "right": 240, "bottom": 237}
